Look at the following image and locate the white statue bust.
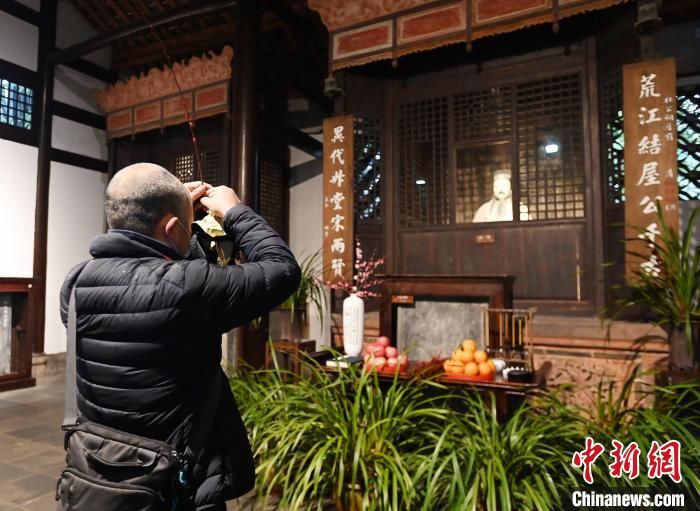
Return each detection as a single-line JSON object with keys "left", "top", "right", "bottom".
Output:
{"left": 472, "top": 170, "right": 530, "bottom": 223}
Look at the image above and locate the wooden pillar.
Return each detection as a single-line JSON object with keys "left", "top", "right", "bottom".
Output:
{"left": 229, "top": 0, "right": 260, "bottom": 367}
{"left": 31, "top": 0, "right": 57, "bottom": 354}
{"left": 230, "top": 0, "right": 259, "bottom": 208}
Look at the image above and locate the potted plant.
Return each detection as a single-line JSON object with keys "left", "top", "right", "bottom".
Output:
{"left": 269, "top": 251, "right": 327, "bottom": 341}
{"left": 610, "top": 204, "right": 700, "bottom": 374}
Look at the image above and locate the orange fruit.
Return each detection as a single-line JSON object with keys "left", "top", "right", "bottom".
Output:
{"left": 462, "top": 339, "right": 477, "bottom": 352}
{"left": 474, "top": 350, "right": 488, "bottom": 364}
{"left": 444, "top": 360, "right": 463, "bottom": 374}
{"left": 458, "top": 349, "right": 475, "bottom": 363}
{"left": 478, "top": 362, "right": 492, "bottom": 376}
{"left": 487, "top": 359, "right": 496, "bottom": 372}
{"left": 464, "top": 362, "right": 479, "bottom": 377}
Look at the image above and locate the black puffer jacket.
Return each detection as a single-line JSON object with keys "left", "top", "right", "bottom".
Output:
{"left": 59, "top": 205, "right": 301, "bottom": 509}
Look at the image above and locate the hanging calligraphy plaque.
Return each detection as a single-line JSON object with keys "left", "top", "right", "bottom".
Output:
{"left": 323, "top": 115, "right": 354, "bottom": 283}
{"left": 623, "top": 58, "right": 679, "bottom": 280}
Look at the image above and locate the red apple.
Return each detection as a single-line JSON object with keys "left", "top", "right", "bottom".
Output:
{"left": 385, "top": 346, "right": 398, "bottom": 359}
{"left": 387, "top": 357, "right": 398, "bottom": 367}
{"left": 397, "top": 354, "right": 408, "bottom": 366}
{"left": 369, "top": 356, "right": 387, "bottom": 368}
{"left": 376, "top": 336, "right": 391, "bottom": 347}
{"left": 366, "top": 344, "right": 385, "bottom": 358}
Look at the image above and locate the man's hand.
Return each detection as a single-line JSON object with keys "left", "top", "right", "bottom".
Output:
{"left": 199, "top": 186, "right": 241, "bottom": 218}
{"left": 184, "top": 181, "right": 212, "bottom": 211}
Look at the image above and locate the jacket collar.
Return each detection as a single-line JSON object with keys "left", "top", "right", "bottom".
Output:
{"left": 90, "top": 230, "right": 182, "bottom": 260}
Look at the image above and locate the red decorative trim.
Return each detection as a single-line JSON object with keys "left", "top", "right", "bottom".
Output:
{"left": 134, "top": 102, "right": 161, "bottom": 126}
{"left": 473, "top": 0, "right": 550, "bottom": 25}
{"left": 163, "top": 93, "right": 193, "bottom": 119}
{"left": 398, "top": 2, "right": 466, "bottom": 44}
{"left": 107, "top": 110, "right": 132, "bottom": 132}
{"left": 195, "top": 83, "right": 227, "bottom": 111}
{"left": 333, "top": 21, "right": 393, "bottom": 60}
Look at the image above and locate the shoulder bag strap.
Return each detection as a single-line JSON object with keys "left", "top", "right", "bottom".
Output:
{"left": 63, "top": 286, "right": 78, "bottom": 428}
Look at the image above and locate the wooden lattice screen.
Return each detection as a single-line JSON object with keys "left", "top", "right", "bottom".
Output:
{"left": 398, "top": 97, "right": 450, "bottom": 227}
{"left": 258, "top": 159, "right": 286, "bottom": 237}
{"left": 453, "top": 85, "right": 512, "bottom": 143}
{"left": 602, "top": 81, "right": 700, "bottom": 204}
{"left": 397, "top": 72, "right": 586, "bottom": 226}
{"left": 601, "top": 72, "right": 625, "bottom": 205}
{"left": 516, "top": 73, "right": 585, "bottom": 221}
{"left": 354, "top": 116, "right": 382, "bottom": 221}
{"left": 173, "top": 150, "right": 222, "bottom": 186}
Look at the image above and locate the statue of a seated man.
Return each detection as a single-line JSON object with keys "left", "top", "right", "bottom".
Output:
{"left": 473, "top": 170, "right": 530, "bottom": 223}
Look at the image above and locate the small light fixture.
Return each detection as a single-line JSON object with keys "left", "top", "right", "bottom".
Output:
{"left": 415, "top": 178, "right": 426, "bottom": 185}
{"left": 544, "top": 143, "right": 560, "bottom": 155}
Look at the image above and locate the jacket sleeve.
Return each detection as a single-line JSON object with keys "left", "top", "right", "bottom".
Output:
{"left": 186, "top": 205, "right": 301, "bottom": 333}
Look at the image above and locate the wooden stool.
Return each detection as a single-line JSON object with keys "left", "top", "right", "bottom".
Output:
{"left": 265, "top": 339, "right": 316, "bottom": 375}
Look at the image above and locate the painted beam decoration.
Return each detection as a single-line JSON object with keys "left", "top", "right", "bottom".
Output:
{"left": 323, "top": 115, "right": 354, "bottom": 284}
{"left": 309, "top": 0, "right": 630, "bottom": 70}
{"left": 623, "top": 58, "right": 679, "bottom": 280}
{"left": 94, "top": 46, "right": 233, "bottom": 139}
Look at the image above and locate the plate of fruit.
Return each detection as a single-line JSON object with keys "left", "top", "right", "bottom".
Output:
{"left": 362, "top": 336, "right": 409, "bottom": 375}
{"left": 441, "top": 339, "right": 496, "bottom": 381}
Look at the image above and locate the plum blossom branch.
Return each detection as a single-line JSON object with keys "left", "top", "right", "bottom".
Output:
{"left": 324, "top": 237, "right": 384, "bottom": 298}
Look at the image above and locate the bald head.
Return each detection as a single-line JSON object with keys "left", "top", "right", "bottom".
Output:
{"left": 105, "top": 163, "right": 191, "bottom": 237}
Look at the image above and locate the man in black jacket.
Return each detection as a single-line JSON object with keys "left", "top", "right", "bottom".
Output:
{"left": 59, "top": 162, "right": 301, "bottom": 510}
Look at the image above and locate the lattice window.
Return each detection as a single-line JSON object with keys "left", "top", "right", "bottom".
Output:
{"left": 173, "top": 150, "right": 221, "bottom": 185}
{"left": 259, "top": 159, "right": 285, "bottom": 236}
{"left": 398, "top": 97, "right": 450, "bottom": 227}
{"left": 454, "top": 85, "right": 512, "bottom": 142}
{"left": 0, "top": 78, "right": 33, "bottom": 130}
{"left": 602, "top": 73, "right": 625, "bottom": 205}
{"left": 354, "top": 116, "right": 382, "bottom": 221}
{"left": 603, "top": 85, "right": 700, "bottom": 203}
{"left": 677, "top": 88, "right": 700, "bottom": 201}
{"left": 517, "top": 73, "right": 586, "bottom": 220}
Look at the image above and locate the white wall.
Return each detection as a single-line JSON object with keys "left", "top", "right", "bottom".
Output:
{"left": 0, "top": 0, "right": 110, "bottom": 356}
{"left": 52, "top": 117, "right": 107, "bottom": 160}
{"left": 44, "top": 163, "right": 107, "bottom": 354}
{"left": 41, "top": 1, "right": 110, "bottom": 354}
{"left": 0, "top": 5, "right": 39, "bottom": 279}
{"left": 56, "top": 0, "right": 111, "bottom": 68}
{"left": 54, "top": 66, "right": 106, "bottom": 115}
{"left": 0, "top": 11, "right": 38, "bottom": 70}
{"left": 288, "top": 160, "right": 330, "bottom": 348}
{"left": 0, "top": 140, "right": 38, "bottom": 277}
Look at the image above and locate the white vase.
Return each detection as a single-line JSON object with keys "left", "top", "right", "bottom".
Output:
{"left": 342, "top": 293, "right": 364, "bottom": 356}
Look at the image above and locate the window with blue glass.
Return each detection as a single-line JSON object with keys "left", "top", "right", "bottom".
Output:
{"left": 0, "top": 79, "right": 33, "bottom": 130}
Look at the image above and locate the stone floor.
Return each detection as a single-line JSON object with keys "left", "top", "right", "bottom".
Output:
{"left": 0, "top": 375, "right": 264, "bottom": 511}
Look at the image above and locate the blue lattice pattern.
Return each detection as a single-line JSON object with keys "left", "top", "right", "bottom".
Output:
{"left": 0, "top": 79, "right": 33, "bottom": 130}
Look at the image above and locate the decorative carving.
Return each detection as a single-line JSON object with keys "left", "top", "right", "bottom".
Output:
{"left": 94, "top": 45, "right": 233, "bottom": 113}
{"left": 311, "top": 0, "right": 630, "bottom": 70}
{"left": 308, "top": 0, "right": 431, "bottom": 31}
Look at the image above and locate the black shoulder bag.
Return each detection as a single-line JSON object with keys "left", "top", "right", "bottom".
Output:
{"left": 55, "top": 287, "right": 221, "bottom": 511}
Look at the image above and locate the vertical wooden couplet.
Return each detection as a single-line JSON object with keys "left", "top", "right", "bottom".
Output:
{"left": 622, "top": 58, "right": 679, "bottom": 280}
{"left": 323, "top": 115, "right": 354, "bottom": 284}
